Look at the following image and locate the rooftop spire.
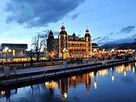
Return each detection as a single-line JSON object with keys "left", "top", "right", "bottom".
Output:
{"left": 61, "top": 24, "right": 65, "bottom": 30}
{"left": 86, "top": 27, "right": 89, "bottom": 33}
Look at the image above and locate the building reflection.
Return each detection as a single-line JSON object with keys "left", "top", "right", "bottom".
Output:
{"left": 0, "top": 89, "right": 17, "bottom": 102}
{"left": 0, "top": 89, "right": 17, "bottom": 98}
{"left": 58, "top": 74, "right": 91, "bottom": 99}
{"left": 115, "top": 63, "right": 135, "bottom": 75}
{"left": 1, "top": 63, "right": 136, "bottom": 101}
{"left": 44, "top": 62, "right": 136, "bottom": 100}
{"left": 97, "top": 69, "right": 108, "bottom": 76}
{"left": 44, "top": 74, "right": 92, "bottom": 99}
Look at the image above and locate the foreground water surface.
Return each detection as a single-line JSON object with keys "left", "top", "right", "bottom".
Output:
{"left": 1, "top": 63, "right": 136, "bottom": 102}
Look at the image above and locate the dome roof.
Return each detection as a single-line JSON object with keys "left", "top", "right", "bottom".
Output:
{"left": 59, "top": 30, "right": 67, "bottom": 35}
{"left": 85, "top": 28, "right": 90, "bottom": 37}
{"left": 85, "top": 33, "right": 90, "bottom": 37}
{"left": 59, "top": 24, "right": 67, "bottom": 35}
{"left": 86, "top": 28, "right": 89, "bottom": 33}
{"left": 61, "top": 24, "right": 65, "bottom": 30}
{"left": 73, "top": 33, "right": 76, "bottom": 37}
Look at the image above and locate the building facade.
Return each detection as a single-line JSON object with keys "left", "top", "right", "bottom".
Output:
{"left": 58, "top": 25, "right": 92, "bottom": 59}
{"left": 1, "top": 43, "right": 27, "bottom": 57}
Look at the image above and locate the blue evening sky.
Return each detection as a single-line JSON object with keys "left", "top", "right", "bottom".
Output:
{"left": 0, "top": 0, "right": 136, "bottom": 48}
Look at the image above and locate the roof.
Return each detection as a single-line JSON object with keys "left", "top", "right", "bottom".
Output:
{"left": 1, "top": 43, "right": 28, "bottom": 49}
{"left": 85, "top": 33, "right": 90, "bottom": 37}
{"left": 92, "top": 43, "right": 99, "bottom": 47}
{"left": 59, "top": 30, "right": 67, "bottom": 35}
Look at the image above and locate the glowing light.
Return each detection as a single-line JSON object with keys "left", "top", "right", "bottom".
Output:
{"left": 13, "top": 50, "right": 15, "bottom": 56}
{"left": 44, "top": 81, "right": 58, "bottom": 89}
{"left": 133, "top": 67, "right": 135, "bottom": 73}
{"left": 112, "top": 76, "right": 115, "bottom": 82}
{"left": 94, "top": 81, "right": 97, "bottom": 90}
{"left": 72, "top": 76, "right": 76, "bottom": 80}
{"left": 124, "top": 71, "right": 127, "bottom": 76}
{"left": 1, "top": 91, "right": 5, "bottom": 95}
{"left": 97, "top": 69, "right": 108, "bottom": 76}
{"left": 89, "top": 72, "right": 94, "bottom": 78}
{"left": 111, "top": 49, "right": 114, "bottom": 52}
{"left": 64, "top": 92, "right": 67, "bottom": 98}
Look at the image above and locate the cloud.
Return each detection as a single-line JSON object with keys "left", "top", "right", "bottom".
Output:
{"left": 120, "top": 26, "right": 135, "bottom": 33}
{"left": 71, "top": 13, "right": 79, "bottom": 20}
{"left": 94, "top": 25, "right": 136, "bottom": 45}
{"left": 99, "top": 33, "right": 136, "bottom": 45}
{"left": 5, "top": 0, "right": 84, "bottom": 27}
{"left": 93, "top": 36, "right": 101, "bottom": 41}
{"left": 96, "top": 36, "right": 113, "bottom": 45}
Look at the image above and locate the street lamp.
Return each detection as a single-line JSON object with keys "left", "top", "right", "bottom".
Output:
{"left": 3, "top": 47, "right": 11, "bottom": 65}
{"left": 62, "top": 48, "right": 68, "bottom": 60}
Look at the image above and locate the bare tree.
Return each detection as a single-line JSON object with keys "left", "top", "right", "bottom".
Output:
{"left": 31, "top": 31, "right": 48, "bottom": 61}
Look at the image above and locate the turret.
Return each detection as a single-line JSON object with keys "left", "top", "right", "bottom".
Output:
{"left": 85, "top": 28, "right": 92, "bottom": 56}
{"left": 59, "top": 24, "right": 67, "bottom": 35}
{"left": 58, "top": 24, "right": 68, "bottom": 58}
{"left": 85, "top": 28, "right": 91, "bottom": 42}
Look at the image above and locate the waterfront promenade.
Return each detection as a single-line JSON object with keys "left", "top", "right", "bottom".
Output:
{"left": 0, "top": 60, "right": 116, "bottom": 77}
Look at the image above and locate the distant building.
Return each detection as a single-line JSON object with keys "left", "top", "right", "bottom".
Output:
{"left": 1, "top": 43, "right": 28, "bottom": 57}
{"left": 58, "top": 24, "right": 92, "bottom": 59}
{"left": 92, "top": 43, "right": 100, "bottom": 52}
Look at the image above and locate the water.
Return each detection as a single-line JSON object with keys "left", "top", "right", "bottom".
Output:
{"left": 1, "top": 63, "right": 136, "bottom": 102}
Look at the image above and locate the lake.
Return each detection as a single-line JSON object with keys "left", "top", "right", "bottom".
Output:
{"left": 1, "top": 62, "right": 136, "bottom": 102}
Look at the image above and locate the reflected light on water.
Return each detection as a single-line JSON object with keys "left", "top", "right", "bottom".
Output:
{"left": 1, "top": 91, "right": 5, "bottom": 95}
{"left": 124, "top": 71, "right": 127, "bottom": 76}
{"left": 89, "top": 72, "right": 94, "bottom": 78}
{"left": 97, "top": 69, "right": 108, "bottom": 76}
{"left": 112, "top": 75, "right": 115, "bottom": 82}
{"left": 132, "top": 67, "right": 135, "bottom": 73}
{"left": 94, "top": 81, "right": 97, "bottom": 90}
{"left": 64, "top": 92, "right": 68, "bottom": 99}
{"left": 116, "top": 65, "right": 125, "bottom": 73}
{"left": 1, "top": 62, "right": 136, "bottom": 102}
{"left": 44, "top": 81, "right": 58, "bottom": 89}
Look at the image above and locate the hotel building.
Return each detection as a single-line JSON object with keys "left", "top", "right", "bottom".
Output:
{"left": 58, "top": 25, "right": 92, "bottom": 59}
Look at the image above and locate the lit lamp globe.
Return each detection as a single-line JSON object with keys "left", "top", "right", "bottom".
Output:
{"left": 5, "top": 47, "right": 9, "bottom": 51}
{"left": 94, "top": 49, "right": 97, "bottom": 52}
{"left": 111, "top": 49, "right": 114, "bottom": 52}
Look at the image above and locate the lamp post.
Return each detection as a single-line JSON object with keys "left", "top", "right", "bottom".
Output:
{"left": 62, "top": 48, "right": 67, "bottom": 60}
{"left": 3, "top": 47, "right": 11, "bottom": 66}
{"left": 111, "top": 49, "right": 115, "bottom": 59}
{"left": 2, "top": 47, "right": 11, "bottom": 76}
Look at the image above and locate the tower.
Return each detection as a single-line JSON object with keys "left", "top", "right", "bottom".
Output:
{"left": 85, "top": 28, "right": 92, "bottom": 57}
{"left": 58, "top": 24, "right": 68, "bottom": 58}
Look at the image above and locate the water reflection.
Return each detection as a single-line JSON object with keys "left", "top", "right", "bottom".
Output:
{"left": 1, "top": 62, "right": 136, "bottom": 102}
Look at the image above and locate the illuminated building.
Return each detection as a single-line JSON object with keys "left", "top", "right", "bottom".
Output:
{"left": 1, "top": 43, "right": 27, "bottom": 57}
{"left": 92, "top": 43, "right": 99, "bottom": 52}
{"left": 58, "top": 24, "right": 92, "bottom": 59}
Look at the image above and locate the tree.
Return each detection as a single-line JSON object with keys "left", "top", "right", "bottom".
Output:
{"left": 31, "top": 31, "right": 48, "bottom": 61}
